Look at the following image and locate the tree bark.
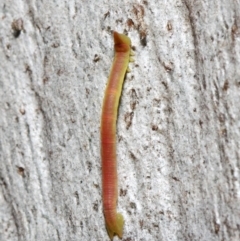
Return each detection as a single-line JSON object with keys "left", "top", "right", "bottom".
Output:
{"left": 1, "top": 0, "right": 240, "bottom": 240}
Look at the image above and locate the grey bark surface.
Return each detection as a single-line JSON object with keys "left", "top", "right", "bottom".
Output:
{"left": 1, "top": 0, "right": 240, "bottom": 241}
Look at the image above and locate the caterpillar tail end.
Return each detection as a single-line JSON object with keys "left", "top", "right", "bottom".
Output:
{"left": 105, "top": 212, "right": 124, "bottom": 240}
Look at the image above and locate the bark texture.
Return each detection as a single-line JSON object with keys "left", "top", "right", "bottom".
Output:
{"left": 1, "top": 0, "right": 240, "bottom": 240}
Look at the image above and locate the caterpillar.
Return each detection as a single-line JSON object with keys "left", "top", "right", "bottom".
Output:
{"left": 101, "top": 31, "right": 133, "bottom": 240}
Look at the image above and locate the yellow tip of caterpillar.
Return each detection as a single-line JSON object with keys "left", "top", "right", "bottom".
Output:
{"left": 129, "top": 57, "right": 135, "bottom": 62}
{"left": 130, "top": 50, "right": 135, "bottom": 56}
{"left": 126, "top": 67, "right": 131, "bottom": 72}
{"left": 105, "top": 213, "right": 124, "bottom": 240}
